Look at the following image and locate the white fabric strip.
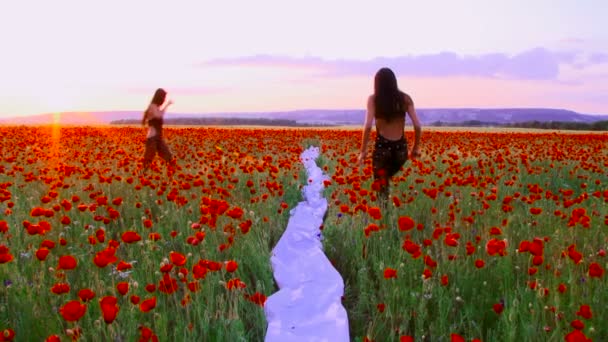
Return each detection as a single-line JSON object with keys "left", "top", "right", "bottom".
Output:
{"left": 264, "top": 146, "right": 350, "bottom": 342}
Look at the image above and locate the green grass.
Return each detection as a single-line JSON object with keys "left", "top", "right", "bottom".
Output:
{"left": 0, "top": 126, "right": 606, "bottom": 341}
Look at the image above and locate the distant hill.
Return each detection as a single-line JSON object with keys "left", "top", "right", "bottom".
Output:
{"left": 1, "top": 108, "right": 607, "bottom": 126}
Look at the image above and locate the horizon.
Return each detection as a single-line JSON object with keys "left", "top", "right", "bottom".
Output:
{"left": 7, "top": 106, "right": 607, "bottom": 119}
{"left": 1, "top": 0, "right": 607, "bottom": 118}
{"left": 15, "top": 105, "right": 608, "bottom": 116}
{"left": 4, "top": 107, "right": 606, "bottom": 127}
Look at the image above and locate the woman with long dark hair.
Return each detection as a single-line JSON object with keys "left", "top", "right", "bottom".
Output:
{"left": 141, "top": 88, "right": 174, "bottom": 172}
{"left": 358, "top": 68, "right": 422, "bottom": 203}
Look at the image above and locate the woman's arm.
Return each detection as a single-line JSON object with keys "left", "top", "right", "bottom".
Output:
{"left": 147, "top": 100, "right": 173, "bottom": 120}
{"left": 407, "top": 102, "right": 422, "bottom": 158}
{"left": 141, "top": 110, "right": 148, "bottom": 126}
{"left": 161, "top": 99, "right": 174, "bottom": 113}
{"left": 358, "top": 95, "right": 375, "bottom": 165}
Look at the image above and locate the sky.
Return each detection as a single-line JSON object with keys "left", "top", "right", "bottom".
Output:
{"left": 1, "top": 0, "right": 607, "bottom": 118}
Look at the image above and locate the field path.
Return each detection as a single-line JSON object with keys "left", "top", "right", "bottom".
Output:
{"left": 264, "top": 146, "right": 349, "bottom": 341}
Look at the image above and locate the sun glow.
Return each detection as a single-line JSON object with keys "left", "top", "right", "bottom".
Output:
{"left": 53, "top": 112, "right": 61, "bottom": 125}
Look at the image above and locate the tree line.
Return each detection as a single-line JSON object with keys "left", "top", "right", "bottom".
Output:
{"left": 430, "top": 120, "right": 608, "bottom": 131}
{"left": 111, "top": 117, "right": 336, "bottom": 127}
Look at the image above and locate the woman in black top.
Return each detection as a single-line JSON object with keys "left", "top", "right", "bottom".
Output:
{"left": 358, "top": 68, "right": 422, "bottom": 204}
{"left": 141, "top": 88, "right": 174, "bottom": 172}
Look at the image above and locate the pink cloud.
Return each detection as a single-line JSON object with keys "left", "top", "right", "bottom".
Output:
{"left": 201, "top": 48, "right": 596, "bottom": 81}
{"left": 126, "top": 86, "right": 228, "bottom": 96}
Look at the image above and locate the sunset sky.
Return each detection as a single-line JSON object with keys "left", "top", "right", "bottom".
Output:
{"left": 1, "top": 0, "right": 607, "bottom": 118}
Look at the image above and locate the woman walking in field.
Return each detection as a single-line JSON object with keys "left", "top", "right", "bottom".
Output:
{"left": 141, "top": 88, "right": 175, "bottom": 173}
{"left": 358, "top": 68, "right": 422, "bottom": 204}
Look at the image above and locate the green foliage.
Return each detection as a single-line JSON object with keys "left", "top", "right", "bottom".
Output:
{"left": 0, "top": 127, "right": 606, "bottom": 342}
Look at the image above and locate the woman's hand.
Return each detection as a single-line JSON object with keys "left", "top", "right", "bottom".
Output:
{"left": 357, "top": 151, "right": 366, "bottom": 166}
{"left": 410, "top": 147, "right": 421, "bottom": 159}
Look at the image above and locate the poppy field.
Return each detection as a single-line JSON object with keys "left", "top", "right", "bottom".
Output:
{"left": 0, "top": 125, "right": 606, "bottom": 341}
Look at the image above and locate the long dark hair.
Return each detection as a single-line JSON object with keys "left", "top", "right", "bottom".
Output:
{"left": 142, "top": 88, "right": 167, "bottom": 125}
{"left": 151, "top": 88, "right": 167, "bottom": 106}
{"left": 373, "top": 68, "right": 405, "bottom": 121}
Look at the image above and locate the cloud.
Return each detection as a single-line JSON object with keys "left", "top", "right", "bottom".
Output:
{"left": 558, "top": 37, "right": 586, "bottom": 45}
{"left": 201, "top": 48, "right": 598, "bottom": 81}
{"left": 589, "top": 52, "right": 608, "bottom": 64}
{"left": 126, "top": 86, "right": 228, "bottom": 96}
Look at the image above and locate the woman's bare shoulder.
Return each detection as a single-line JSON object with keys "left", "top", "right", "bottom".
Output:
{"left": 147, "top": 104, "right": 162, "bottom": 117}
{"left": 402, "top": 92, "right": 413, "bottom": 106}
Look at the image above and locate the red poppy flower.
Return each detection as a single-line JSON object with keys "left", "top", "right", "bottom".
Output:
{"left": 169, "top": 251, "right": 187, "bottom": 266}
{"left": 145, "top": 284, "right": 156, "bottom": 293}
{"left": 450, "top": 333, "right": 465, "bottom": 342}
{"left": 576, "top": 305, "right": 592, "bottom": 319}
{"left": 45, "top": 335, "right": 61, "bottom": 342}
{"left": 60, "top": 216, "right": 71, "bottom": 226}
{"left": 130, "top": 295, "right": 140, "bottom": 305}
{"left": 588, "top": 262, "right": 604, "bottom": 278}
{"left": 383, "top": 268, "right": 397, "bottom": 279}
{"left": 226, "top": 278, "right": 246, "bottom": 290}
{"left": 402, "top": 240, "right": 422, "bottom": 259}
{"left": 239, "top": 220, "right": 252, "bottom": 234}
{"left": 570, "top": 319, "right": 584, "bottom": 330}
{"left": 565, "top": 329, "right": 592, "bottom": 342}
{"left": 0, "top": 328, "right": 15, "bottom": 341}
{"left": 567, "top": 245, "right": 583, "bottom": 264}
{"left": 78, "top": 288, "right": 96, "bottom": 302}
{"left": 51, "top": 283, "right": 70, "bottom": 295}
{"left": 116, "top": 282, "right": 129, "bottom": 296}
{"left": 158, "top": 274, "right": 178, "bottom": 294}
{"left": 244, "top": 291, "right": 266, "bottom": 306}
{"left": 139, "top": 297, "right": 157, "bottom": 313}
{"left": 57, "top": 255, "right": 78, "bottom": 270}
{"left": 149, "top": 232, "right": 161, "bottom": 241}
{"left": 121, "top": 231, "right": 142, "bottom": 243}
{"left": 116, "top": 261, "right": 133, "bottom": 271}
{"left": 368, "top": 207, "right": 382, "bottom": 220}
{"left": 139, "top": 326, "right": 158, "bottom": 342}
{"left": 422, "top": 255, "right": 436, "bottom": 268}
{"left": 35, "top": 248, "right": 50, "bottom": 261}
{"left": 226, "top": 207, "right": 244, "bottom": 219}
{"left": 422, "top": 268, "right": 432, "bottom": 279}
{"left": 93, "top": 248, "right": 118, "bottom": 268}
{"left": 398, "top": 216, "right": 415, "bottom": 231}
{"left": 529, "top": 238, "right": 544, "bottom": 256}
{"left": 41, "top": 239, "right": 56, "bottom": 249}
{"left": 99, "top": 296, "right": 120, "bottom": 324}
{"left": 160, "top": 263, "right": 174, "bottom": 273}
{"left": 489, "top": 226, "right": 502, "bottom": 235}
{"left": 486, "top": 238, "right": 507, "bottom": 256}
{"left": 59, "top": 300, "right": 87, "bottom": 322}
{"left": 532, "top": 255, "right": 544, "bottom": 266}
{"left": 0, "top": 221, "right": 8, "bottom": 234}
{"left": 192, "top": 264, "right": 208, "bottom": 280}
{"left": 187, "top": 281, "right": 200, "bottom": 292}
{"left": 465, "top": 242, "right": 476, "bottom": 256}
{"left": 225, "top": 260, "right": 238, "bottom": 273}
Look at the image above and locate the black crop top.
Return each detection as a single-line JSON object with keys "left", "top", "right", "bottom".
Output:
{"left": 148, "top": 117, "right": 163, "bottom": 137}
